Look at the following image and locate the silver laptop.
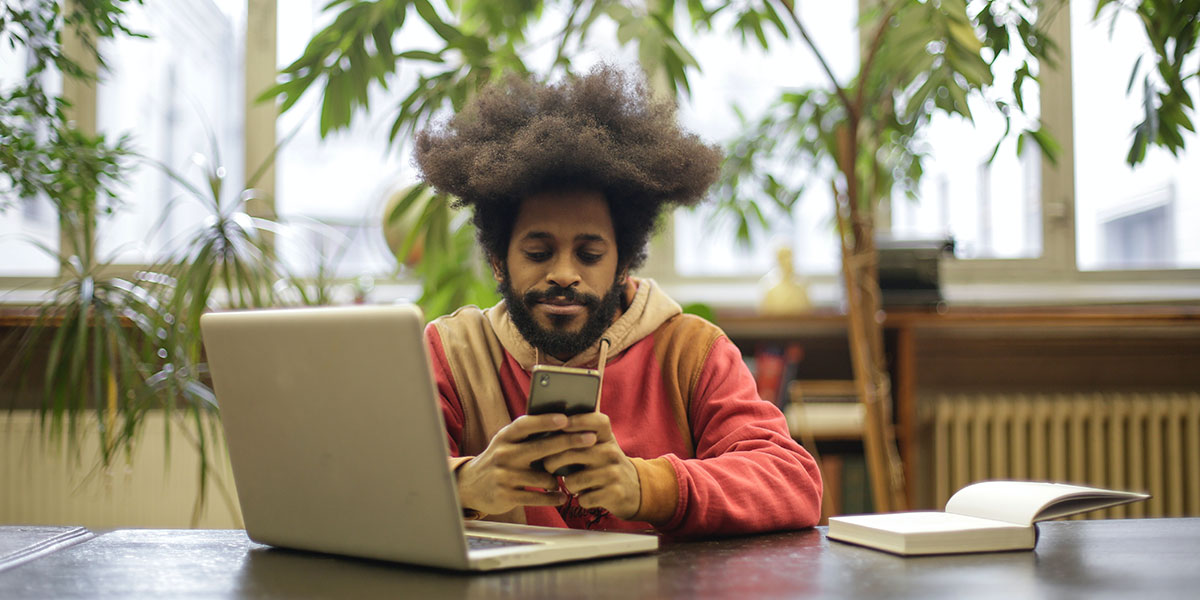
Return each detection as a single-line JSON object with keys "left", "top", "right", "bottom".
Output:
{"left": 200, "top": 304, "right": 657, "bottom": 571}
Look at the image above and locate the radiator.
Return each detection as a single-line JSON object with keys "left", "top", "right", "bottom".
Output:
{"left": 0, "top": 411, "right": 242, "bottom": 529}
{"left": 931, "top": 393, "right": 1200, "bottom": 518}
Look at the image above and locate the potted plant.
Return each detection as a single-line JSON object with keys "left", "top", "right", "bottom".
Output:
{"left": 1, "top": 1, "right": 153, "bottom": 466}
{"left": 0, "top": 1, "right": 316, "bottom": 525}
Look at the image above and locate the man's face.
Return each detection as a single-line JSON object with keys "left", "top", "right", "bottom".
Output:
{"left": 497, "top": 189, "right": 626, "bottom": 360}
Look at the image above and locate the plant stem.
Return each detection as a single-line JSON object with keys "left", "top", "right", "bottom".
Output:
{"left": 105, "top": 370, "right": 117, "bottom": 452}
{"left": 773, "top": 0, "right": 856, "bottom": 121}
{"left": 552, "top": 0, "right": 585, "bottom": 68}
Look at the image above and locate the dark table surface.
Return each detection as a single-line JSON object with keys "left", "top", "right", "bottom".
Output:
{"left": 2, "top": 518, "right": 1197, "bottom": 599}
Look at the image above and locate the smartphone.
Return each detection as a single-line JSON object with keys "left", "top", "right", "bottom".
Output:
{"left": 526, "top": 365, "right": 601, "bottom": 417}
{"left": 525, "top": 365, "right": 600, "bottom": 477}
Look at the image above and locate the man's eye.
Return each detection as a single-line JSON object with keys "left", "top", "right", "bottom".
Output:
{"left": 525, "top": 251, "right": 551, "bottom": 262}
{"left": 578, "top": 251, "right": 603, "bottom": 264}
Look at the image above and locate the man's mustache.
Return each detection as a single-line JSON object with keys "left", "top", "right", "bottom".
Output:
{"left": 523, "top": 285, "right": 601, "bottom": 308}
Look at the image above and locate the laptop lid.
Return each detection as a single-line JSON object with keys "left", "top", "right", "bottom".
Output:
{"left": 201, "top": 305, "right": 657, "bottom": 571}
{"left": 201, "top": 305, "right": 475, "bottom": 569}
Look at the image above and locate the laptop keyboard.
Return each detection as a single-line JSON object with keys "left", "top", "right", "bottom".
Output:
{"left": 466, "top": 535, "right": 540, "bottom": 551}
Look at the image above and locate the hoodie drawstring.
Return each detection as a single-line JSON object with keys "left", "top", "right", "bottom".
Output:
{"left": 594, "top": 337, "right": 611, "bottom": 411}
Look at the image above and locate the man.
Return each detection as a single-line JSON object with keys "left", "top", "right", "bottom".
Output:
{"left": 415, "top": 65, "right": 821, "bottom": 537}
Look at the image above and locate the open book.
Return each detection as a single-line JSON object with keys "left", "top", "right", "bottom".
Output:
{"left": 827, "top": 481, "right": 1149, "bottom": 556}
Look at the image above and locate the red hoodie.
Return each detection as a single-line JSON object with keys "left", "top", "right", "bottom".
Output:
{"left": 425, "top": 278, "right": 822, "bottom": 537}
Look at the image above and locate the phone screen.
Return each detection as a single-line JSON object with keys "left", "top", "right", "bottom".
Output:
{"left": 526, "top": 366, "right": 600, "bottom": 416}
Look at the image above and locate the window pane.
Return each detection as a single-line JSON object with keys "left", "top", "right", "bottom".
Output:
{"left": 1071, "top": 0, "right": 1200, "bottom": 270}
{"left": 275, "top": 1, "right": 402, "bottom": 280}
{"left": 0, "top": 38, "right": 60, "bottom": 277}
{"left": 890, "top": 111, "right": 1042, "bottom": 260}
{"left": 673, "top": 4, "right": 857, "bottom": 277}
{"left": 889, "top": 27, "right": 1042, "bottom": 260}
{"left": 95, "top": 0, "right": 245, "bottom": 265}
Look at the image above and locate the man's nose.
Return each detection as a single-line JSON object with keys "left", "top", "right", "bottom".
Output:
{"left": 546, "top": 255, "right": 582, "bottom": 289}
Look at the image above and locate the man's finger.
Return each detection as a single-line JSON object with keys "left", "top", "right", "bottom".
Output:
{"left": 558, "top": 468, "right": 605, "bottom": 495}
{"left": 561, "top": 412, "right": 615, "bottom": 440}
{"left": 498, "top": 414, "right": 569, "bottom": 442}
{"left": 573, "top": 487, "right": 615, "bottom": 510}
{"left": 542, "top": 449, "right": 599, "bottom": 477}
{"left": 501, "top": 469, "right": 560, "bottom": 492}
{"left": 520, "top": 431, "right": 597, "bottom": 461}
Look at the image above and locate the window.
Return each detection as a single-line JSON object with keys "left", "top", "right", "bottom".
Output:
{"left": 274, "top": 1, "right": 406, "bottom": 280}
{"left": 888, "top": 53, "right": 1043, "bottom": 261}
{"left": 2, "top": 1, "right": 1198, "bottom": 304}
{"left": 1100, "top": 198, "right": 1174, "bottom": 269}
{"left": 1070, "top": 0, "right": 1200, "bottom": 271}
{"left": 669, "top": 0, "right": 1199, "bottom": 302}
{"left": 0, "top": 35, "right": 60, "bottom": 277}
{"left": 95, "top": 0, "right": 245, "bottom": 265}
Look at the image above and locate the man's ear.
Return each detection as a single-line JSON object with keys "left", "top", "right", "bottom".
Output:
{"left": 617, "top": 267, "right": 630, "bottom": 285}
{"left": 490, "top": 257, "right": 505, "bottom": 283}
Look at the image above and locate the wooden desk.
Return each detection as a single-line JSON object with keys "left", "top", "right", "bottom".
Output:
{"left": 2, "top": 519, "right": 1197, "bottom": 598}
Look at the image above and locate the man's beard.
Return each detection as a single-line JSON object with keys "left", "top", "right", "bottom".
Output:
{"left": 499, "top": 268, "right": 624, "bottom": 361}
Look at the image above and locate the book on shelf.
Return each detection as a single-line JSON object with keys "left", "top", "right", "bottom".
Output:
{"left": 752, "top": 343, "right": 803, "bottom": 409}
{"left": 827, "top": 481, "right": 1149, "bottom": 556}
{"left": 784, "top": 401, "right": 864, "bottom": 439}
{"left": 784, "top": 378, "right": 863, "bottom": 440}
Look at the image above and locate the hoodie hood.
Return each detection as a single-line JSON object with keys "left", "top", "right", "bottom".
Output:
{"left": 485, "top": 277, "right": 681, "bottom": 371}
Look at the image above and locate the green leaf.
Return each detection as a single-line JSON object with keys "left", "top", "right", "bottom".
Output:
{"left": 318, "top": 72, "right": 341, "bottom": 137}
{"left": 1026, "top": 127, "right": 1060, "bottom": 165}
{"left": 1094, "top": 0, "right": 1118, "bottom": 19}
{"left": 413, "top": 0, "right": 462, "bottom": 43}
{"left": 1126, "top": 54, "right": 1143, "bottom": 95}
{"left": 372, "top": 23, "right": 395, "bottom": 67}
{"left": 682, "top": 302, "right": 717, "bottom": 323}
{"left": 752, "top": 18, "right": 768, "bottom": 49}
{"left": 398, "top": 49, "right": 444, "bottom": 62}
{"left": 944, "top": 78, "right": 973, "bottom": 121}
{"left": 760, "top": 1, "right": 790, "bottom": 40}
{"left": 615, "top": 17, "right": 638, "bottom": 47}
{"left": 387, "top": 183, "right": 430, "bottom": 226}
{"left": 947, "top": 19, "right": 983, "bottom": 54}
{"left": 904, "top": 72, "right": 939, "bottom": 120}
{"left": 453, "top": 34, "right": 491, "bottom": 60}
{"left": 1127, "top": 123, "right": 1149, "bottom": 165}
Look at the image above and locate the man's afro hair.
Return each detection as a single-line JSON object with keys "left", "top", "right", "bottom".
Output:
{"left": 413, "top": 64, "right": 722, "bottom": 271}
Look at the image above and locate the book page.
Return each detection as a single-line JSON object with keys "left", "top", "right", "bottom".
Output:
{"left": 831, "top": 511, "right": 1023, "bottom": 534}
{"left": 944, "top": 481, "right": 1148, "bottom": 525}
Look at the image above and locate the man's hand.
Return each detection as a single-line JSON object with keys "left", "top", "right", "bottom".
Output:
{"left": 455, "top": 414, "right": 597, "bottom": 516}
{"left": 542, "top": 412, "right": 642, "bottom": 520}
